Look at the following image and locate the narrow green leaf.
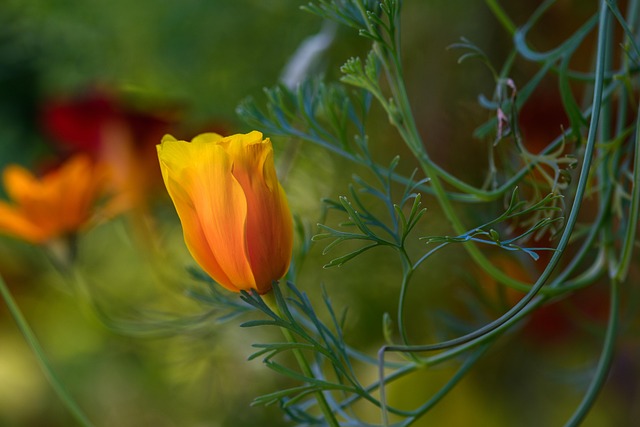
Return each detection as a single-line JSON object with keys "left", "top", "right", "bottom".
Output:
{"left": 339, "top": 196, "right": 376, "bottom": 238}
{"left": 323, "top": 243, "right": 379, "bottom": 268}
{"left": 251, "top": 385, "right": 315, "bottom": 407}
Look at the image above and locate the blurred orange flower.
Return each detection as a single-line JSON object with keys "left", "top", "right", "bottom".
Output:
{"left": 0, "top": 154, "right": 109, "bottom": 244}
{"left": 157, "top": 131, "right": 293, "bottom": 294}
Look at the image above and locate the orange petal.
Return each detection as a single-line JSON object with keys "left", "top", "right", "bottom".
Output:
{"left": 1, "top": 155, "right": 107, "bottom": 244}
{"left": 55, "top": 155, "right": 96, "bottom": 230}
{"left": 0, "top": 202, "right": 46, "bottom": 243}
{"left": 3, "top": 165, "right": 61, "bottom": 237}
{"left": 3, "top": 165, "right": 43, "bottom": 206}
{"left": 225, "top": 135, "right": 293, "bottom": 293}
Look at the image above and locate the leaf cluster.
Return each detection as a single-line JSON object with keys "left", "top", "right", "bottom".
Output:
{"left": 424, "top": 189, "right": 563, "bottom": 260}
{"left": 314, "top": 154, "right": 427, "bottom": 268}
{"left": 240, "top": 283, "right": 372, "bottom": 423}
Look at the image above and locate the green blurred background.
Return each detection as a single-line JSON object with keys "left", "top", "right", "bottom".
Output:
{"left": 0, "top": 1, "right": 638, "bottom": 426}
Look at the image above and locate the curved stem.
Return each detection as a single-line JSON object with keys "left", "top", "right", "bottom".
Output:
{"left": 0, "top": 274, "right": 94, "bottom": 427}
{"left": 613, "top": 99, "right": 640, "bottom": 282}
{"left": 397, "top": 249, "right": 415, "bottom": 346}
{"left": 564, "top": 279, "right": 619, "bottom": 427}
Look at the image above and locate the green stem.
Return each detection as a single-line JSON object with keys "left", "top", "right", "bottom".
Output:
{"left": 597, "top": 0, "right": 616, "bottom": 280}
{"left": 484, "top": 0, "right": 517, "bottom": 35}
{"left": 613, "top": 101, "right": 640, "bottom": 282}
{"left": 0, "top": 274, "right": 94, "bottom": 427}
{"left": 262, "top": 292, "right": 340, "bottom": 427}
{"left": 564, "top": 279, "right": 619, "bottom": 427}
{"left": 397, "top": 249, "right": 414, "bottom": 346}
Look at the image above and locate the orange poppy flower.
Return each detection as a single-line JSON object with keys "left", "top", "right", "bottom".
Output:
{"left": 0, "top": 154, "right": 109, "bottom": 244}
{"left": 157, "top": 131, "right": 293, "bottom": 294}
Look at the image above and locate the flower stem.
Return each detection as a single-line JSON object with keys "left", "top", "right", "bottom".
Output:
{"left": 262, "top": 291, "right": 340, "bottom": 427}
{"left": 484, "top": 0, "right": 517, "bottom": 35}
{"left": 564, "top": 279, "right": 619, "bottom": 427}
{"left": 0, "top": 273, "right": 94, "bottom": 427}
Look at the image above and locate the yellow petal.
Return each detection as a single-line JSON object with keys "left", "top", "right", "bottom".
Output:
{"left": 161, "top": 134, "right": 178, "bottom": 143}
{"left": 191, "top": 133, "right": 224, "bottom": 144}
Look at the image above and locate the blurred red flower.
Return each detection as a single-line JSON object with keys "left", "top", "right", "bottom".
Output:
{"left": 41, "top": 89, "right": 180, "bottom": 212}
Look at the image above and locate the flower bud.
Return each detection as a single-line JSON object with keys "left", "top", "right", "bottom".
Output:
{"left": 157, "top": 131, "right": 293, "bottom": 294}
